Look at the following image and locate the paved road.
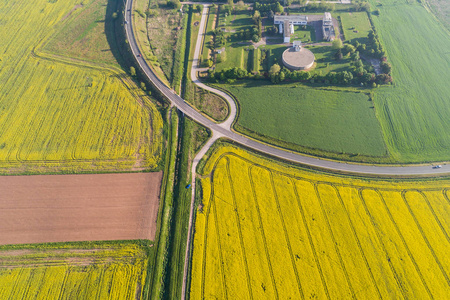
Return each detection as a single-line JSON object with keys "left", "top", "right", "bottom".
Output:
{"left": 125, "top": 1, "right": 448, "bottom": 176}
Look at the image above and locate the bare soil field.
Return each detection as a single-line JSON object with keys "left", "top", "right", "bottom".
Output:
{"left": 0, "top": 172, "right": 162, "bottom": 245}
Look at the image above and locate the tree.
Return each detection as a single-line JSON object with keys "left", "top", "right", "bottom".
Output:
{"left": 112, "top": 12, "right": 118, "bottom": 19}
{"left": 252, "top": 34, "right": 260, "bottom": 43}
{"left": 130, "top": 67, "right": 136, "bottom": 76}
{"left": 269, "top": 64, "right": 281, "bottom": 75}
{"left": 275, "top": 2, "right": 284, "bottom": 13}
{"left": 167, "top": 0, "right": 181, "bottom": 10}
{"left": 332, "top": 38, "right": 343, "bottom": 50}
{"left": 253, "top": 10, "right": 261, "bottom": 23}
{"left": 140, "top": 82, "right": 146, "bottom": 90}
{"left": 381, "top": 61, "right": 391, "bottom": 74}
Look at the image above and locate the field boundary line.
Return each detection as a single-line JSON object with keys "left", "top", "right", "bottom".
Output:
{"left": 376, "top": 190, "right": 434, "bottom": 298}
{"left": 225, "top": 157, "right": 254, "bottom": 300}
{"left": 332, "top": 186, "right": 382, "bottom": 299}
{"left": 314, "top": 183, "right": 357, "bottom": 299}
{"left": 248, "top": 165, "right": 279, "bottom": 299}
{"left": 268, "top": 171, "right": 305, "bottom": 300}
{"left": 401, "top": 190, "right": 450, "bottom": 286}
{"left": 291, "top": 178, "right": 331, "bottom": 299}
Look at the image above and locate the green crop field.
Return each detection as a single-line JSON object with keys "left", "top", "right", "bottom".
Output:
{"left": 0, "top": 241, "right": 150, "bottom": 299}
{"left": 224, "top": 82, "right": 387, "bottom": 157}
{"left": 0, "top": 0, "right": 163, "bottom": 174}
{"left": 369, "top": 0, "right": 450, "bottom": 162}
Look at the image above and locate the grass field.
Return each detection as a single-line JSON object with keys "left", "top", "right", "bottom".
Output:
{"left": 190, "top": 145, "right": 450, "bottom": 299}
{"left": 223, "top": 82, "right": 387, "bottom": 157}
{"left": 369, "top": 0, "right": 450, "bottom": 162}
{"left": 0, "top": 241, "right": 150, "bottom": 299}
{"left": 0, "top": 0, "right": 163, "bottom": 173}
{"left": 338, "top": 12, "right": 372, "bottom": 44}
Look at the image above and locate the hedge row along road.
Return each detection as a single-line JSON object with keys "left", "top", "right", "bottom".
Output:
{"left": 125, "top": 2, "right": 448, "bottom": 176}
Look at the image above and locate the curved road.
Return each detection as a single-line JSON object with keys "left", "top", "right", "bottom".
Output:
{"left": 124, "top": 2, "right": 448, "bottom": 176}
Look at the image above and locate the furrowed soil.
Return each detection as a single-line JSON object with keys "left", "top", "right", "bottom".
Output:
{"left": 190, "top": 145, "right": 450, "bottom": 299}
{"left": 0, "top": 172, "right": 162, "bottom": 245}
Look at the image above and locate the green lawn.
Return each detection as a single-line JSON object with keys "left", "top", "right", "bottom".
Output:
{"left": 369, "top": 0, "right": 450, "bottom": 162}
{"left": 291, "top": 25, "right": 315, "bottom": 43}
{"left": 308, "top": 45, "right": 352, "bottom": 74}
{"left": 339, "top": 12, "right": 372, "bottom": 44}
{"left": 224, "top": 82, "right": 387, "bottom": 157}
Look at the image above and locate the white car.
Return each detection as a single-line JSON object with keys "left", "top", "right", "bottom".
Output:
{"left": 432, "top": 165, "right": 442, "bottom": 169}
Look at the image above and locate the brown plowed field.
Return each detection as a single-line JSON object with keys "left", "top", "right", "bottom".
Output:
{"left": 0, "top": 172, "right": 162, "bottom": 245}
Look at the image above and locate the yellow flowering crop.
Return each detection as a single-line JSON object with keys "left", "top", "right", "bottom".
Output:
{"left": 0, "top": 243, "right": 148, "bottom": 299}
{"left": 190, "top": 146, "right": 450, "bottom": 299}
{"left": 0, "top": 0, "right": 163, "bottom": 173}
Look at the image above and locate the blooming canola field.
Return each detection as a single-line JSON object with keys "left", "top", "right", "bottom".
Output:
{"left": 0, "top": 243, "right": 149, "bottom": 299}
{"left": 190, "top": 146, "right": 450, "bottom": 299}
{"left": 0, "top": 0, "right": 163, "bottom": 173}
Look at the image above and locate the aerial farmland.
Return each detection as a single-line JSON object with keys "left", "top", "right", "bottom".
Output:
{"left": 0, "top": 0, "right": 449, "bottom": 298}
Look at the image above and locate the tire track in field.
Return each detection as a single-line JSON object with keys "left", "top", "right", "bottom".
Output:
{"left": 211, "top": 194, "right": 228, "bottom": 299}
{"left": 417, "top": 190, "right": 450, "bottom": 244}
{"left": 291, "top": 178, "right": 331, "bottom": 300}
{"left": 94, "top": 268, "right": 105, "bottom": 300}
{"left": 248, "top": 165, "right": 279, "bottom": 299}
{"left": 57, "top": 268, "right": 69, "bottom": 300}
{"left": 358, "top": 188, "right": 408, "bottom": 299}
{"left": 201, "top": 168, "right": 227, "bottom": 300}
{"left": 332, "top": 185, "right": 382, "bottom": 299}
{"left": 314, "top": 183, "right": 357, "bottom": 299}
{"left": 225, "top": 157, "right": 254, "bottom": 300}
{"left": 401, "top": 191, "right": 450, "bottom": 287}
{"left": 268, "top": 171, "right": 304, "bottom": 300}
{"left": 7, "top": 268, "right": 25, "bottom": 299}
{"left": 377, "top": 190, "right": 434, "bottom": 299}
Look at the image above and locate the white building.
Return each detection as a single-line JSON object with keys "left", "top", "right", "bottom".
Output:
{"left": 274, "top": 15, "right": 308, "bottom": 26}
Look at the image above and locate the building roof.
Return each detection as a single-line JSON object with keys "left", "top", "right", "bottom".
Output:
{"left": 274, "top": 15, "right": 308, "bottom": 23}
{"left": 323, "top": 12, "right": 332, "bottom": 26}
{"left": 283, "top": 21, "right": 291, "bottom": 38}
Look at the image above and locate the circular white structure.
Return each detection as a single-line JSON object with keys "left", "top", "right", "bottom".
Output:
{"left": 282, "top": 46, "right": 315, "bottom": 70}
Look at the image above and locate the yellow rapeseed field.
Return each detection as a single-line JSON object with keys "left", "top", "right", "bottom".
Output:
{"left": 190, "top": 146, "right": 450, "bottom": 299}
{"left": 0, "top": 243, "right": 149, "bottom": 299}
{"left": 0, "top": 0, "right": 163, "bottom": 173}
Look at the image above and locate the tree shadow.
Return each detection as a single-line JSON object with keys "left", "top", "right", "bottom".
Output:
{"left": 104, "top": 0, "right": 131, "bottom": 72}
